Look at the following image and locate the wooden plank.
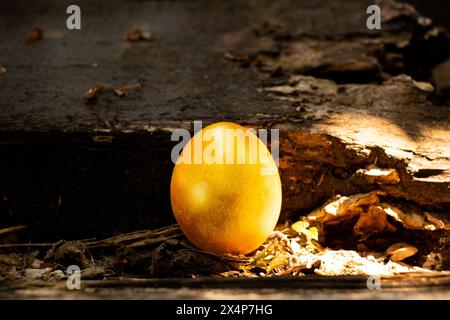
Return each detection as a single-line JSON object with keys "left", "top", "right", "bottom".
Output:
{"left": 0, "top": 0, "right": 449, "bottom": 240}
{"left": 1, "top": 274, "right": 449, "bottom": 299}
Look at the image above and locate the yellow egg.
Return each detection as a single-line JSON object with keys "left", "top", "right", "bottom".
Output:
{"left": 170, "top": 122, "right": 282, "bottom": 255}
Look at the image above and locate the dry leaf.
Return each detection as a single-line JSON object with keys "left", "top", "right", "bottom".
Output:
{"left": 0, "top": 64, "right": 6, "bottom": 75}
{"left": 26, "top": 27, "right": 43, "bottom": 44}
{"left": 308, "top": 191, "right": 448, "bottom": 233}
{"left": 307, "top": 191, "right": 382, "bottom": 224}
{"left": 386, "top": 243, "right": 418, "bottom": 262}
{"left": 83, "top": 84, "right": 104, "bottom": 105}
{"left": 357, "top": 166, "right": 400, "bottom": 184}
{"left": 423, "top": 212, "right": 450, "bottom": 230}
{"left": 113, "top": 83, "right": 142, "bottom": 97}
{"left": 413, "top": 80, "right": 434, "bottom": 92}
{"left": 126, "top": 29, "right": 152, "bottom": 42}
{"left": 380, "top": 203, "right": 447, "bottom": 230}
{"left": 266, "top": 255, "right": 289, "bottom": 273}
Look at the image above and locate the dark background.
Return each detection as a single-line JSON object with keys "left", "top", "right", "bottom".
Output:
{"left": 408, "top": 0, "right": 450, "bottom": 29}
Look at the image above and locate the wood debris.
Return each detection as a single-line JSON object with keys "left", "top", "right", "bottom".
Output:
{"left": 113, "top": 83, "right": 143, "bottom": 97}
{"left": 92, "top": 135, "right": 113, "bottom": 143}
{"left": 307, "top": 191, "right": 382, "bottom": 225}
{"left": 126, "top": 29, "right": 152, "bottom": 42}
{"left": 0, "top": 212, "right": 447, "bottom": 283}
{"left": 357, "top": 166, "right": 400, "bottom": 185}
{"left": 25, "top": 27, "right": 42, "bottom": 44}
{"left": 314, "top": 249, "right": 426, "bottom": 276}
{"left": 83, "top": 82, "right": 142, "bottom": 104}
{"left": 306, "top": 192, "right": 449, "bottom": 233}
{"left": 262, "top": 75, "right": 337, "bottom": 96}
{"left": 44, "top": 240, "right": 94, "bottom": 269}
{"left": 422, "top": 252, "right": 444, "bottom": 270}
{"left": 0, "top": 225, "right": 26, "bottom": 236}
{"left": 380, "top": 203, "right": 450, "bottom": 231}
{"left": 83, "top": 84, "right": 104, "bottom": 104}
{"left": 223, "top": 51, "right": 251, "bottom": 67}
{"left": 0, "top": 191, "right": 448, "bottom": 282}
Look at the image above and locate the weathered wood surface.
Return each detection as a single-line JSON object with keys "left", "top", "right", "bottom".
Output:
{"left": 0, "top": 0, "right": 449, "bottom": 240}
{"left": 1, "top": 274, "right": 449, "bottom": 299}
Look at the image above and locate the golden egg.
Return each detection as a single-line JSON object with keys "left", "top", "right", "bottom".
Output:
{"left": 170, "top": 122, "right": 282, "bottom": 255}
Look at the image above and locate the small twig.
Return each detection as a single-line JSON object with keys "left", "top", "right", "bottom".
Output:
{"left": 0, "top": 243, "right": 55, "bottom": 249}
{"left": 113, "top": 83, "right": 143, "bottom": 97}
{"left": 83, "top": 225, "right": 181, "bottom": 248}
{"left": 127, "top": 234, "right": 183, "bottom": 248}
{"left": 0, "top": 225, "right": 27, "bottom": 236}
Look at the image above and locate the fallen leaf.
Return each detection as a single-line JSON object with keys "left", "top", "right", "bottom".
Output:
{"left": 26, "top": 27, "right": 43, "bottom": 44}
{"left": 386, "top": 243, "right": 418, "bottom": 262}
{"left": 380, "top": 203, "right": 447, "bottom": 230}
{"left": 113, "top": 89, "right": 126, "bottom": 97}
{"left": 357, "top": 166, "right": 400, "bottom": 184}
{"left": 113, "top": 83, "right": 142, "bottom": 97}
{"left": 83, "top": 84, "right": 104, "bottom": 104}
{"left": 0, "top": 64, "right": 6, "bottom": 75}
{"left": 413, "top": 80, "right": 434, "bottom": 92}
{"left": 126, "top": 29, "right": 152, "bottom": 42}
{"left": 423, "top": 211, "right": 450, "bottom": 230}
{"left": 292, "top": 221, "right": 318, "bottom": 242}
{"left": 307, "top": 191, "right": 382, "bottom": 224}
{"left": 266, "top": 254, "right": 289, "bottom": 273}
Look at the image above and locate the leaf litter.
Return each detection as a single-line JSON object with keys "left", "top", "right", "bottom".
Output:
{"left": 0, "top": 190, "right": 448, "bottom": 282}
